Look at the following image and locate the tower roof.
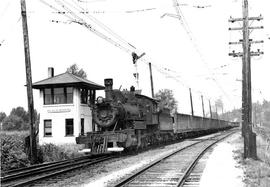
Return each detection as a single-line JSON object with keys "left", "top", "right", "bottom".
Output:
{"left": 32, "top": 72, "right": 104, "bottom": 90}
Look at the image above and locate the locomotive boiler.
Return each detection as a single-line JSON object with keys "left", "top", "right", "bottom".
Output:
{"left": 93, "top": 79, "right": 142, "bottom": 131}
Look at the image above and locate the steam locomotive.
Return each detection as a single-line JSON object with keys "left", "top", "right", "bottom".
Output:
{"left": 76, "top": 78, "right": 236, "bottom": 154}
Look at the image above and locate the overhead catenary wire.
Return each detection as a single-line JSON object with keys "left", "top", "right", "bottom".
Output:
{"left": 151, "top": 63, "right": 231, "bottom": 98}
{"left": 40, "top": 0, "right": 142, "bottom": 89}
{"left": 69, "top": 0, "right": 137, "bottom": 49}
{"left": 172, "top": 0, "right": 233, "bottom": 103}
{"left": 40, "top": 0, "right": 132, "bottom": 53}
{"left": 0, "top": 1, "right": 12, "bottom": 22}
{"left": 150, "top": 63, "right": 214, "bottom": 101}
{"left": 172, "top": 3, "right": 238, "bottom": 109}
{"left": 43, "top": 0, "right": 143, "bottom": 88}
{"left": 51, "top": 8, "right": 156, "bottom": 15}
{"left": 39, "top": 0, "right": 228, "bottom": 106}
{"left": 0, "top": 16, "right": 22, "bottom": 47}
{"left": 69, "top": 0, "right": 218, "bottom": 100}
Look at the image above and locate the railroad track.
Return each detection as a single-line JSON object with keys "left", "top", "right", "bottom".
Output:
{"left": 1, "top": 154, "right": 115, "bottom": 187}
{"left": 113, "top": 130, "right": 236, "bottom": 187}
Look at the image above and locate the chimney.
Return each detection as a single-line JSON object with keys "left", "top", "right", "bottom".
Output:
{"left": 48, "top": 67, "right": 54, "bottom": 78}
{"left": 130, "top": 86, "right": 135, "bottom": 92}
{"left": 104, "top": 78, "right": 113, "bottom": 100}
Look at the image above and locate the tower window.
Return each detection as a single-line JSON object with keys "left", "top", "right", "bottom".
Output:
{"left": 81, "top": 88, "right": 88, "bottom": 104}
{"left": 54, "top": 88, "right": 65, "bottom": 104}
{"left": 44, "top": 87, "right": 73, "bottom": 105}
{"left": 44, "top": 120, "right": 52, "bottom": 137}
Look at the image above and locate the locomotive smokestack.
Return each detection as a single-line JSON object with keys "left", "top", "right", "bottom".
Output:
{"left": 130, "top": 86, "right": 135, "bottom": 92}
{"left": 104, "top": 78, "right": 113, "bottom": 100}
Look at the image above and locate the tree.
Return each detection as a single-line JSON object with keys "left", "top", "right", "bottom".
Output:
{"left": 252, "top": 101, "right": 263, "bottom": 125}
{"left": 262, "top": 99, "right": 270, "bottom": 109}
{"left": 2, "top": 114, "right": 25, "bottom": 130}
{"left": 218, "top": 107, "right": 241, "bottom": 122}
{"left": 155, "top": 89, "right": 177, "bottom": 114}
{"left": 263, "top": 110, "right": 270, "bottom": 122}
{"left": 10, "top": 107, "right": 28, "bottom": 123}
{"left": 66, "top": 63, "right": 87, "bottom": 79}
{"left": 2, "top": 107, "right": 39, "bottom": 131}
{"left": 0, "top": 112, "right": 6, "bottom": 123}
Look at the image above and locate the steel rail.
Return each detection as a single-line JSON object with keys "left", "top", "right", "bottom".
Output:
{"left": 114, "top": 141, "right": 202, "bottom": 187}
{"left": 1, "top": 155, "right": 115, "bottom": 187}
{"left": 3, "top": 154, "right": 97, "bottom": 175}
{"left": 1, "top": 155, "right": 108, "bottom": 182}
{"left": 113, "top": 130, "right": 236, "bottom": 187}
{"left": 176, "top": 131, "right": 236, "bottom": 186}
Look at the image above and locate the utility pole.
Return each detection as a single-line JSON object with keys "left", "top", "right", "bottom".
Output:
{"left": 215, "top": 104, "right": 220, "bottom": 127}
{"left": 201, "top": 95, "right": 205, "bottom": 118}
{"left": 189, "top": 88, "right": 194, "bottom": 116}
{"left": 229, "top": 0, "right": 262, "bottom": 159}
{"left": 221, "top": 106, "right": 224, "bottom": 115}
{"left": 215, "top": 104, "right": 218, "bottom": 119}
{"left": 253, "top": 103, "right": 256, "bottom": 127}
{"left": 21, "top": 0, "right": 37, "bottom": 164}
{"left": 148, "top": 63, "right": 155, "bottom": 98}
{"left": 209, "top": 100, "right": 212, "bottom": 119}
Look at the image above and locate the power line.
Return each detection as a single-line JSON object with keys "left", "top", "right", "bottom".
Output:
{"left": 0, "top": 16, "right": 22, "bottom": 47}
{"left": 51, "top": 8, "right": 156, "bottom": 15}
{"left": 39, "top": 0, "right": 228, "bottom": 105}
{"left": 170, "top": 0, "right": 233, "bottom": 103}
{"left": 150, "top": 63, "right": 215, "bottom": 102}
{"left": 69, "top": 0, "right": 136, "bottom": 49}
{"left": 56, "top": 0, "right": 133, "bottom": 53}
{"left": 0, "top": 1, "right": 12, "bottom": 22}
{"left": 39, "top": 0, "right": 131, "bottom": 53}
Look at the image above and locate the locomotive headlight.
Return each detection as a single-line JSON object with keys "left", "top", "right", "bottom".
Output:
{"left": 97, "top": 96, "right": 104, "bottom": 104}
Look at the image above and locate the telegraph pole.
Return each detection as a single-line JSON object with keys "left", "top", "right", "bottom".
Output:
{"left": 215, "top": 104, "right": 218, "bottom": 119}
{"left": 21, "top": 0, "right": 37, "bottom": 164}
{"left": 201, "top": 95, "right": 205, "bottom": 118}
{"left": 229, "top": 0, "right": 262, "bottom": 159}
{"left": 253, "top": 103, "right": 257, "bottom": 127}
{"left": 148, "top": 63, "right": 155, "bottom": 98}
{"left": 209, "top": 100, "right": 212, "bottom": 119}
{"left": 189, "top": 88, "right": 194, "bottom": 116}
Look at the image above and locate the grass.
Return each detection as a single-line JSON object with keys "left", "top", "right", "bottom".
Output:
{"left": 252, "top": 127, "right": 270, "bottom": 187}
{"left": 233, "top": 128, "right": 270, "bottom": 187}
{"left": 257, "top": 134, "right": 270, "bottom": 165}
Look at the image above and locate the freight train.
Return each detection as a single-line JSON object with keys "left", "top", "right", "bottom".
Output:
{"left": 76, "top": 78, "right": 237, "bottom": 154}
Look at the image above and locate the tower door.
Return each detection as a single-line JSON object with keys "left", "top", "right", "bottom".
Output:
{"left": 81, "top": 118, "right": 84, "bottom": 135}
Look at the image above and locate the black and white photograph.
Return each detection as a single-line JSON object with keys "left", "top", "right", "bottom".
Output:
{"left": 0, "top": 0, "right": 270, "bottom": 186}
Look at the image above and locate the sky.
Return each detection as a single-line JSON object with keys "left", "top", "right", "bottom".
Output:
{"left": 0, "top": 0, "right": 269, "bottom": 116}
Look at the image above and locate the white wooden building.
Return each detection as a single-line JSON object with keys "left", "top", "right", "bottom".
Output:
{"left": 33, "top": 68, "right": 104, "bottom": 144}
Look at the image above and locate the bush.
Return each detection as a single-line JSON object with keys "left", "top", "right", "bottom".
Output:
{"left": 39, "top": 143, "right": 84, "bottom": 162}
{"left": 1, "top": 131, "right": 30, "bottom": 172}
{"left": 1, "top": 131, "right": 84, "bottom": 173}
